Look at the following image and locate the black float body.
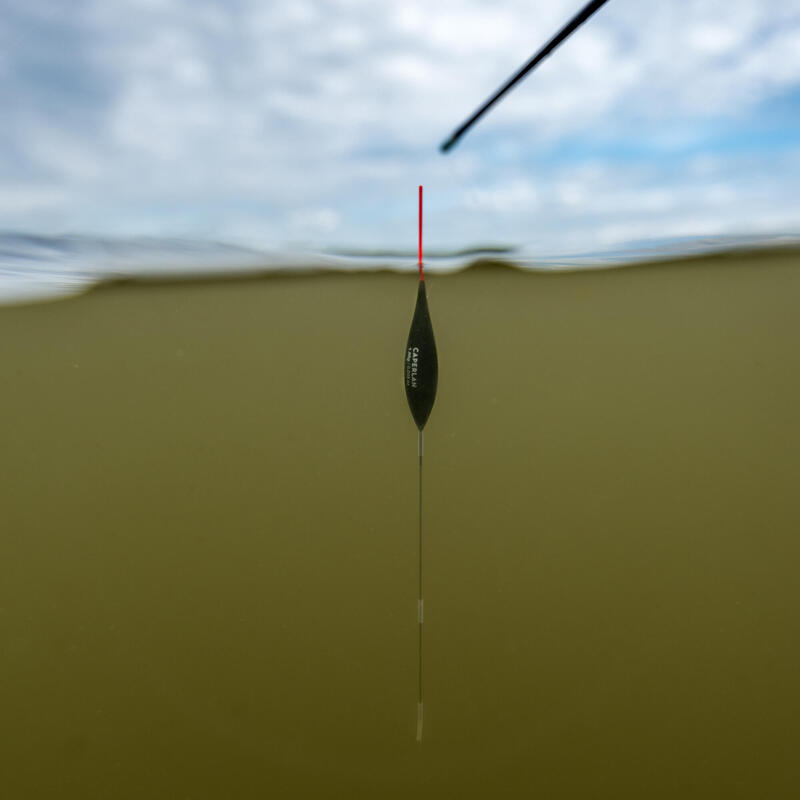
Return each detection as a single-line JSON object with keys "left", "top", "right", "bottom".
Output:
{"left": 404, "top": 279, "right": 438, "bottom": 430}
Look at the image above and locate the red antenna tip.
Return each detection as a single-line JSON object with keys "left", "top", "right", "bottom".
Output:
{"left": 418, "top": 185, "right": 424, "bottom": 280}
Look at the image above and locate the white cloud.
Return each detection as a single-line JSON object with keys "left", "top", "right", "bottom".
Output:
{"left": 465, "top": 180, "right": 539, "bottom": 213}
{"left": 0, "top": 185, "right": 70, "bottom": 216}
{"left": 288, "top": 208, "right": 341, "bottom": 237}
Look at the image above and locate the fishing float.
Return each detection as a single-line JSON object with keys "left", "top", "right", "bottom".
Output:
{"left": 404, "top": 185, "right": 437, "bottom": 741}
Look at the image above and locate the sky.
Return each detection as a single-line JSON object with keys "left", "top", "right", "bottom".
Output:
{"left": 2, "top": 0, "right": 800, "bottom": 256}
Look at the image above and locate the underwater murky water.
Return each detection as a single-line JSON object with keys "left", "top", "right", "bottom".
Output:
{"left": 1, "top": 249, "right": 799, "bottom": 797}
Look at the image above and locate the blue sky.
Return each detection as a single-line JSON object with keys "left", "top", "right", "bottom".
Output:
{"left": 1, "top": 0, "right": 799, "bottom": 255}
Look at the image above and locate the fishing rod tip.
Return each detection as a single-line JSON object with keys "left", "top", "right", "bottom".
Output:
{"left": 439, "top": 135, "right": 457, "bottom": 154}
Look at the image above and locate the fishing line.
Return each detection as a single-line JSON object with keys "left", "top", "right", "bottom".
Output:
{"left": 417, "top": 427, "right": 423, "bottom": 742}
{"left": 440, "top": 0, "right": 612, "bottom": 152}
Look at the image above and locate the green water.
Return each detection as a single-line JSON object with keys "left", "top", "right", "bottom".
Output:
{"left": 1, "top": 252, "right": 799, "bottom": 797}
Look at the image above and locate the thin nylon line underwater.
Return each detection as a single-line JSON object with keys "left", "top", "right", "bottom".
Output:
{"left": 417, "top": 428, "right": 424, "bottom": 741}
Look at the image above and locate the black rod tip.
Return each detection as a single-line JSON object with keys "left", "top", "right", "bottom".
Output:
{"left": 439, "top": 134, "right": 458, "bottom": 153}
